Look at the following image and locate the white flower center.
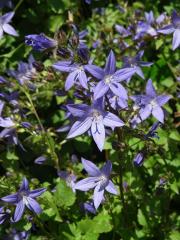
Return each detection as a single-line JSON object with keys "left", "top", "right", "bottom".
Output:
{"left": 104, "top": 75, "right": 112, "bottom": 84}
{"left": 91, "top": 109, "right": 101, "bottom": 121}
{"left": 133, "top": 104, "right": 140, "bottom": 111}
{"left": 22, "top": 196, "right": 29, "bottom": 205}
{"left": 99, "top": 174, "right": 107, "bottom": 183}
{"left": 78, "top": 66, "right": 84, "bottom": 72}
{"left": 150, "top": 99, "right": 157, "bottom": 108}
{"left": 127, "top": 57, "right": 136, "bottom": 67}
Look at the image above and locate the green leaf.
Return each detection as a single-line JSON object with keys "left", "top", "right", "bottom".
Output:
{"left": 137, "top": 209, "right": 147, "bottom": 227}
{"left": 49, "top": 15, "right": 64, "bottom": 32}
{"left": 170, "top": 181, "right": 179, "bottom": 194}
{"left": 169, "top": 231, "right": 180, "bottom": 240}
{"left": 155, "top": 39, "right": 163, "bottom": 50}
{"left": 41, "top": 191, "right": 62, "bottom": 222}
{"left": 169, "top": 131, "right": 180, "bottom": 141}
{"left": 54, "top": 179, "right": 75, "bottom": 208}
{"left": 93, "top": 210, "right": 113, "bottom": 233}
{"left": 161, "top": 78, "right": 174, "bottom": 87}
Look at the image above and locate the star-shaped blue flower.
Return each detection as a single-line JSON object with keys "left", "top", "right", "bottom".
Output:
{"left": 75, "top": 158, "right": 118, "bottom": 209}
{"left": 1, "top": 178, "right": 46, "bottom": 222}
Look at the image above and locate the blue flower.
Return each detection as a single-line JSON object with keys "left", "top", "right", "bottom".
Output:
{"left": 85, "top": 50, "right": 133, "bottom": 99}
{"left": 67, "top": 98, "right": 124, "bottom": 151}
{"left": 53, "top": 60, "right": 90, "bottom": 90}
{"left": 1, "top": 178, "right": 46, "bottom": 222}
{"left": 0, "top": 12, "right": 18, "bottom": 38}
{"left": 122, "top": 50, "right": 153, "bottom": 82}
{"left": 25, "top": 33, "right": 57, "bottom": 51}
{"left": 131, "top": 79, "right": 171, "bottom": 124}
{"left": 158, "top": 10, "right": 180, "bottom": 50}
{"left": 134, "top": 11, "right": 157, "bottom": 40}
{"left": 75, "top": 158, "right": 118, "bottom": 209}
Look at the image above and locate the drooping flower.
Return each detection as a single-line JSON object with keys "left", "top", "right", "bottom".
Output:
{"left": 0, "top": 12, "right": 18, "bottom": 38}
{"left": 131, "top": 79, "right": 171, "bottom": 123}
{"left": 85, "top": 50, "right": 133, "bottom": 100}
{"left": 158, "top": 10, "right": 180, "bottom": 50}
{"left": 53, "top": 60, "right": 90, "bottom": 90}
{"left": 1, "top": 178, "right": 46, "bottom": 222}
{"left": 75, "top": 158, "right": 118, "bottom": 209}
{"left": 144, "top": 121, "right": 161, "bottom": 139}
{"left": 25, "top": 33, "right": 58, "bottom": 51}
{"left": 67, "top": 98, "right": 124, "bottom": 151}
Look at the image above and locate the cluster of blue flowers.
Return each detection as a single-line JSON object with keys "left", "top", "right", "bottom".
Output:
{"left": 0, "top": 2, "right": 179, "bottom": 238}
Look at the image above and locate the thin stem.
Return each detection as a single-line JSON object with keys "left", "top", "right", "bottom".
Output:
{"left": 14, "top": 0, "right": 24, "bottom": 12}
{"left": 22, "top": 87, "right": 60, "bottom": 171}
{"left": 119, "top": 161, "right": 125, "bottom": 206}
{"left": 162, "top": 51, "right": 178, "bottom": 81}
{"left": 129, "top": 139, "right": 142, "bottom": 148}
{"left": 116, "top": 129, "right": 125, "bottom": 207}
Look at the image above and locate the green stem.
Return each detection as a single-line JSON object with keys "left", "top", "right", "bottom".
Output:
{"left": 14, "top": 0, "right": 24, "bottom": 12}
{"left": 129, "top": 139, "right": 142, "bottom": 148}
{"left": 116, "top": 129, "right": 125, "bottom": 207}
{"left": 162, "top": 52, "right": 178, "bottom": 81}
{"left": 22, "top": 87, "right": 60, "bottom": 171}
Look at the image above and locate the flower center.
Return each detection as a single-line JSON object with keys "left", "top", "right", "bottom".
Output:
{"left": 18, "top": 70, "right": 35, "bottom": 82}
{"left": 78, "top": 66, "right": 84, "bottom": 71}
{"left": 99, "top": 174, "right": 107, "bottom": 183}
{"left": 150, "top": 99, "right": 157, "bottom": 108}
{"left": 19, "top": 191, "right": 27, "bottom": 198}
{"left": 104, "top": 75, "right": 112, "bottom": 84}
{"left": 127, "top": 57, "right": 136, "bottom": 67}
{"left": 22, "top": 196, "right": 29, "bottom": 205}
{"left": 91, "top": 109, "right": 101, "bottom": 120}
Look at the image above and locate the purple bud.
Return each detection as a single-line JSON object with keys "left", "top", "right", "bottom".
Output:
{"left": 133, "top": 153, "right": 144, "bottom": 166}
{"left": 21, "top": 122, "right": 32, "bottom": 129}
{"left": 34, "top": 156, "right": 47, "bottom": 164}
{"left": 80, "top": 201, "right": 96, "bottom": 214}
{"left": 25, "top": 33, "right": 57, "bottom": 52}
